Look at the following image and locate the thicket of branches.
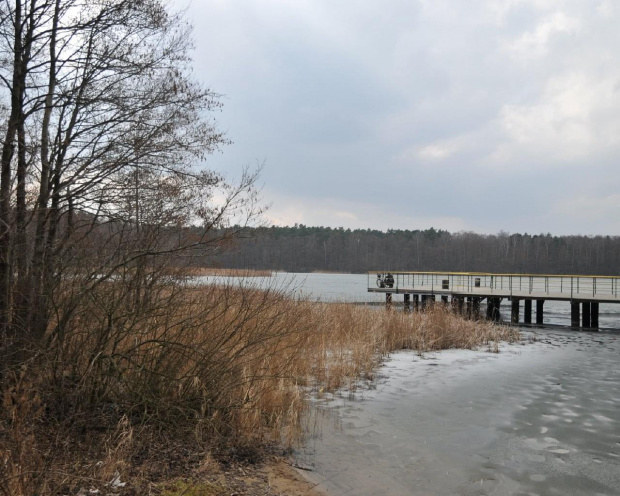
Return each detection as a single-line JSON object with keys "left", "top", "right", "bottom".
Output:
{"left": 0, "top": 2, "right": 275, "bottom": 493}
{"left": 0, "top": 0, "right": 263, "bottom": 362}
{"left": 215, "top": 225, "right": 620, "bottom": 275}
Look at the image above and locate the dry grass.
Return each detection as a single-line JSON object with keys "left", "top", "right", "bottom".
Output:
{"left": 296, "top": 302, "right": 518, "bottom": 392}
{"left": 0, "top": 281, "right": 518, "bottom": 495}
{"left": 174, "top": 267, "right": 273, "bottom": 277}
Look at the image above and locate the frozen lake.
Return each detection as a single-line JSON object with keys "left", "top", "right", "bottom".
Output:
{"left": 297, "top": 329, "right": 620, "bottom": 495}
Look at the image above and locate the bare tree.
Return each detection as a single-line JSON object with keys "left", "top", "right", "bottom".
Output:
{"left": 0, "top": 0, "right": 259, "bottom": 359}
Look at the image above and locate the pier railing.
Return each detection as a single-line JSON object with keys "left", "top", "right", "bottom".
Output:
{"left": 368, "top": 271, "right": 620, "bottom": 302}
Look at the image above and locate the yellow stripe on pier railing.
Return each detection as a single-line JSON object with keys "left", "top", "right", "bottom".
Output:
{"left": 368, "top": 270, "right": 620, "bottom": 280}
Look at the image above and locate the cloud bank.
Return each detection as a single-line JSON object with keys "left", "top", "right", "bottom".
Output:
{"left": 182, "top": 0, "right": 620, "bottom": 235}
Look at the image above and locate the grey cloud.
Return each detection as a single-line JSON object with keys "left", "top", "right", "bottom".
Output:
{"left": 180, "top": 0, "right": 620, "bottom": 235}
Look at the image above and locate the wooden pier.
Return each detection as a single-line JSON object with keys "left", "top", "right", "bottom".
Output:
{"left": 369, "top": 271, "right": 620, "bottom": 329}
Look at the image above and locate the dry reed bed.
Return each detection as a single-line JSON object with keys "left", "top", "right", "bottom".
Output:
{"left": 169, "top": 267, "right": 273, "bottom": 277}
{"left": 298, "top": 302, "right": 518, "bottom": 392}
{"left": 0, "top": 282, "right": 518, "bottom": 495}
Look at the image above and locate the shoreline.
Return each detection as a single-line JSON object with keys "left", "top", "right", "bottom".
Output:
{"left": 265, "top": 459, "right": 325, "bottom": 495}
{"left": 288, "top": 328, "right": 620, "bottom": 495}
{"left": 165, "top": 456, "right": 325, "bottom": 495}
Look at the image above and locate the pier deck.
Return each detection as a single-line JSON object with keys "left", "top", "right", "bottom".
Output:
{"left": 368, "top": 271, "right": 620, "bottom": 327}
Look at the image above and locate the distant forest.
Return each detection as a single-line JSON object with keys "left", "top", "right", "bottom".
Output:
{"left": 214, "top": 225, "right": 620, "bottom": 275}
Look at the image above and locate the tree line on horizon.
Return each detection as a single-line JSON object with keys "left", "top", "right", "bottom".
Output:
{"left": 214, "top": 225, "right": 620, "bottom": 275}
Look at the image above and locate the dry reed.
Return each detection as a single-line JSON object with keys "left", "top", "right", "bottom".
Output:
{"left": 0, "top": 281, "right": 518, "bottom": 495}
{"left": 296, "top": 302, "right": 518, "bottom": 392}
{"left": 171, "top": 267, "right": 273, "bottom": 277}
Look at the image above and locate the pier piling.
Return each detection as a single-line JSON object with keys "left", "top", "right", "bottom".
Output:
{"left": 591, "top": 302, "right": 599, "bottom": 328}
{"left": 485, "top": 297, "right": 501, "bottom": 321}
{"left": 571, "top": 301, "right": 580, "bottom": 327}
{"left": 524, "top": 299, "right": 532, "bottom": 324}
{"left": 511, "top": 299, "right": 520, "bottom": 324}
{"left": 466, "top": 297, "right": 473, "bottom": 319}
{"left": 472, "top": 297, "right": 481, "bottom": 320}
{"left": 455, "top": 296, "right": 464, "bottom": 315}
{"left": 582, "top": 301, "right": 591, "bottom": 328}
{"left": 536, "top": 300, "right": 545, "bottom": 325}
{"left": 421, "top": 295, "right": 436, "bottom": 311}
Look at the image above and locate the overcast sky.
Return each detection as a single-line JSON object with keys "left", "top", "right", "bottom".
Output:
{"left": 180, "top": 0, "right": 620, "bottom": 235}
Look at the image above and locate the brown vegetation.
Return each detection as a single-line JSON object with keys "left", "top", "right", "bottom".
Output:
{"left": 176, "top": 267, "right": 273, "bottom": 277}
{"left": 0, "top": 279, "right": 518, "bottom": 495}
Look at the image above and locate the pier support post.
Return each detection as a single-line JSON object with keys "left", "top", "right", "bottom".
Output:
{"left": 511, "top": 299, "right": 520, "bottom": 324}
{"left": 466, "top": 297, "right": 473, "bottom": 319}
{"left": 591, "top": 302, "right": 599, "bottom": 328}
{"left": 486, "top": 298, "right": 493, "bottom": 319}
{"left": 570, "top": 301, "right": 580, "bottom": 327}
{"left": 421, "top": 295, "right": 435, "bottom": 311}
{"left": 524, "top": 299, "right": 532, "bottom": 324}
{"left": 386, "top": 293, "right": 392, "bottom": 310}
{"left": 441, "top": 295, "right": 449, "bottom": 306}
{"left": 428, "top": 295, "right": 436, "bottom": 310}
{"left": 413, "top": 294, "right": 419, "bottom": 312}
{"left": 485, "top": 297, "right": 501, "bottom": 321}
{"left": 455, "top": 296, "right": 464, "bottom": 315}
{"left": 582, "top": 301, "right": 591, "bottom": 328}
{"left": 472, "top": 297, "right": 481, "bottom": 320}
{"left": 404, "top": 293, "right": 411, "bottom": 312}
{"left": 536, "top": 300, "right": 545, "bottom": 325}
{"left": 452, "top": 296, "right": 465, "bottom": 315}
